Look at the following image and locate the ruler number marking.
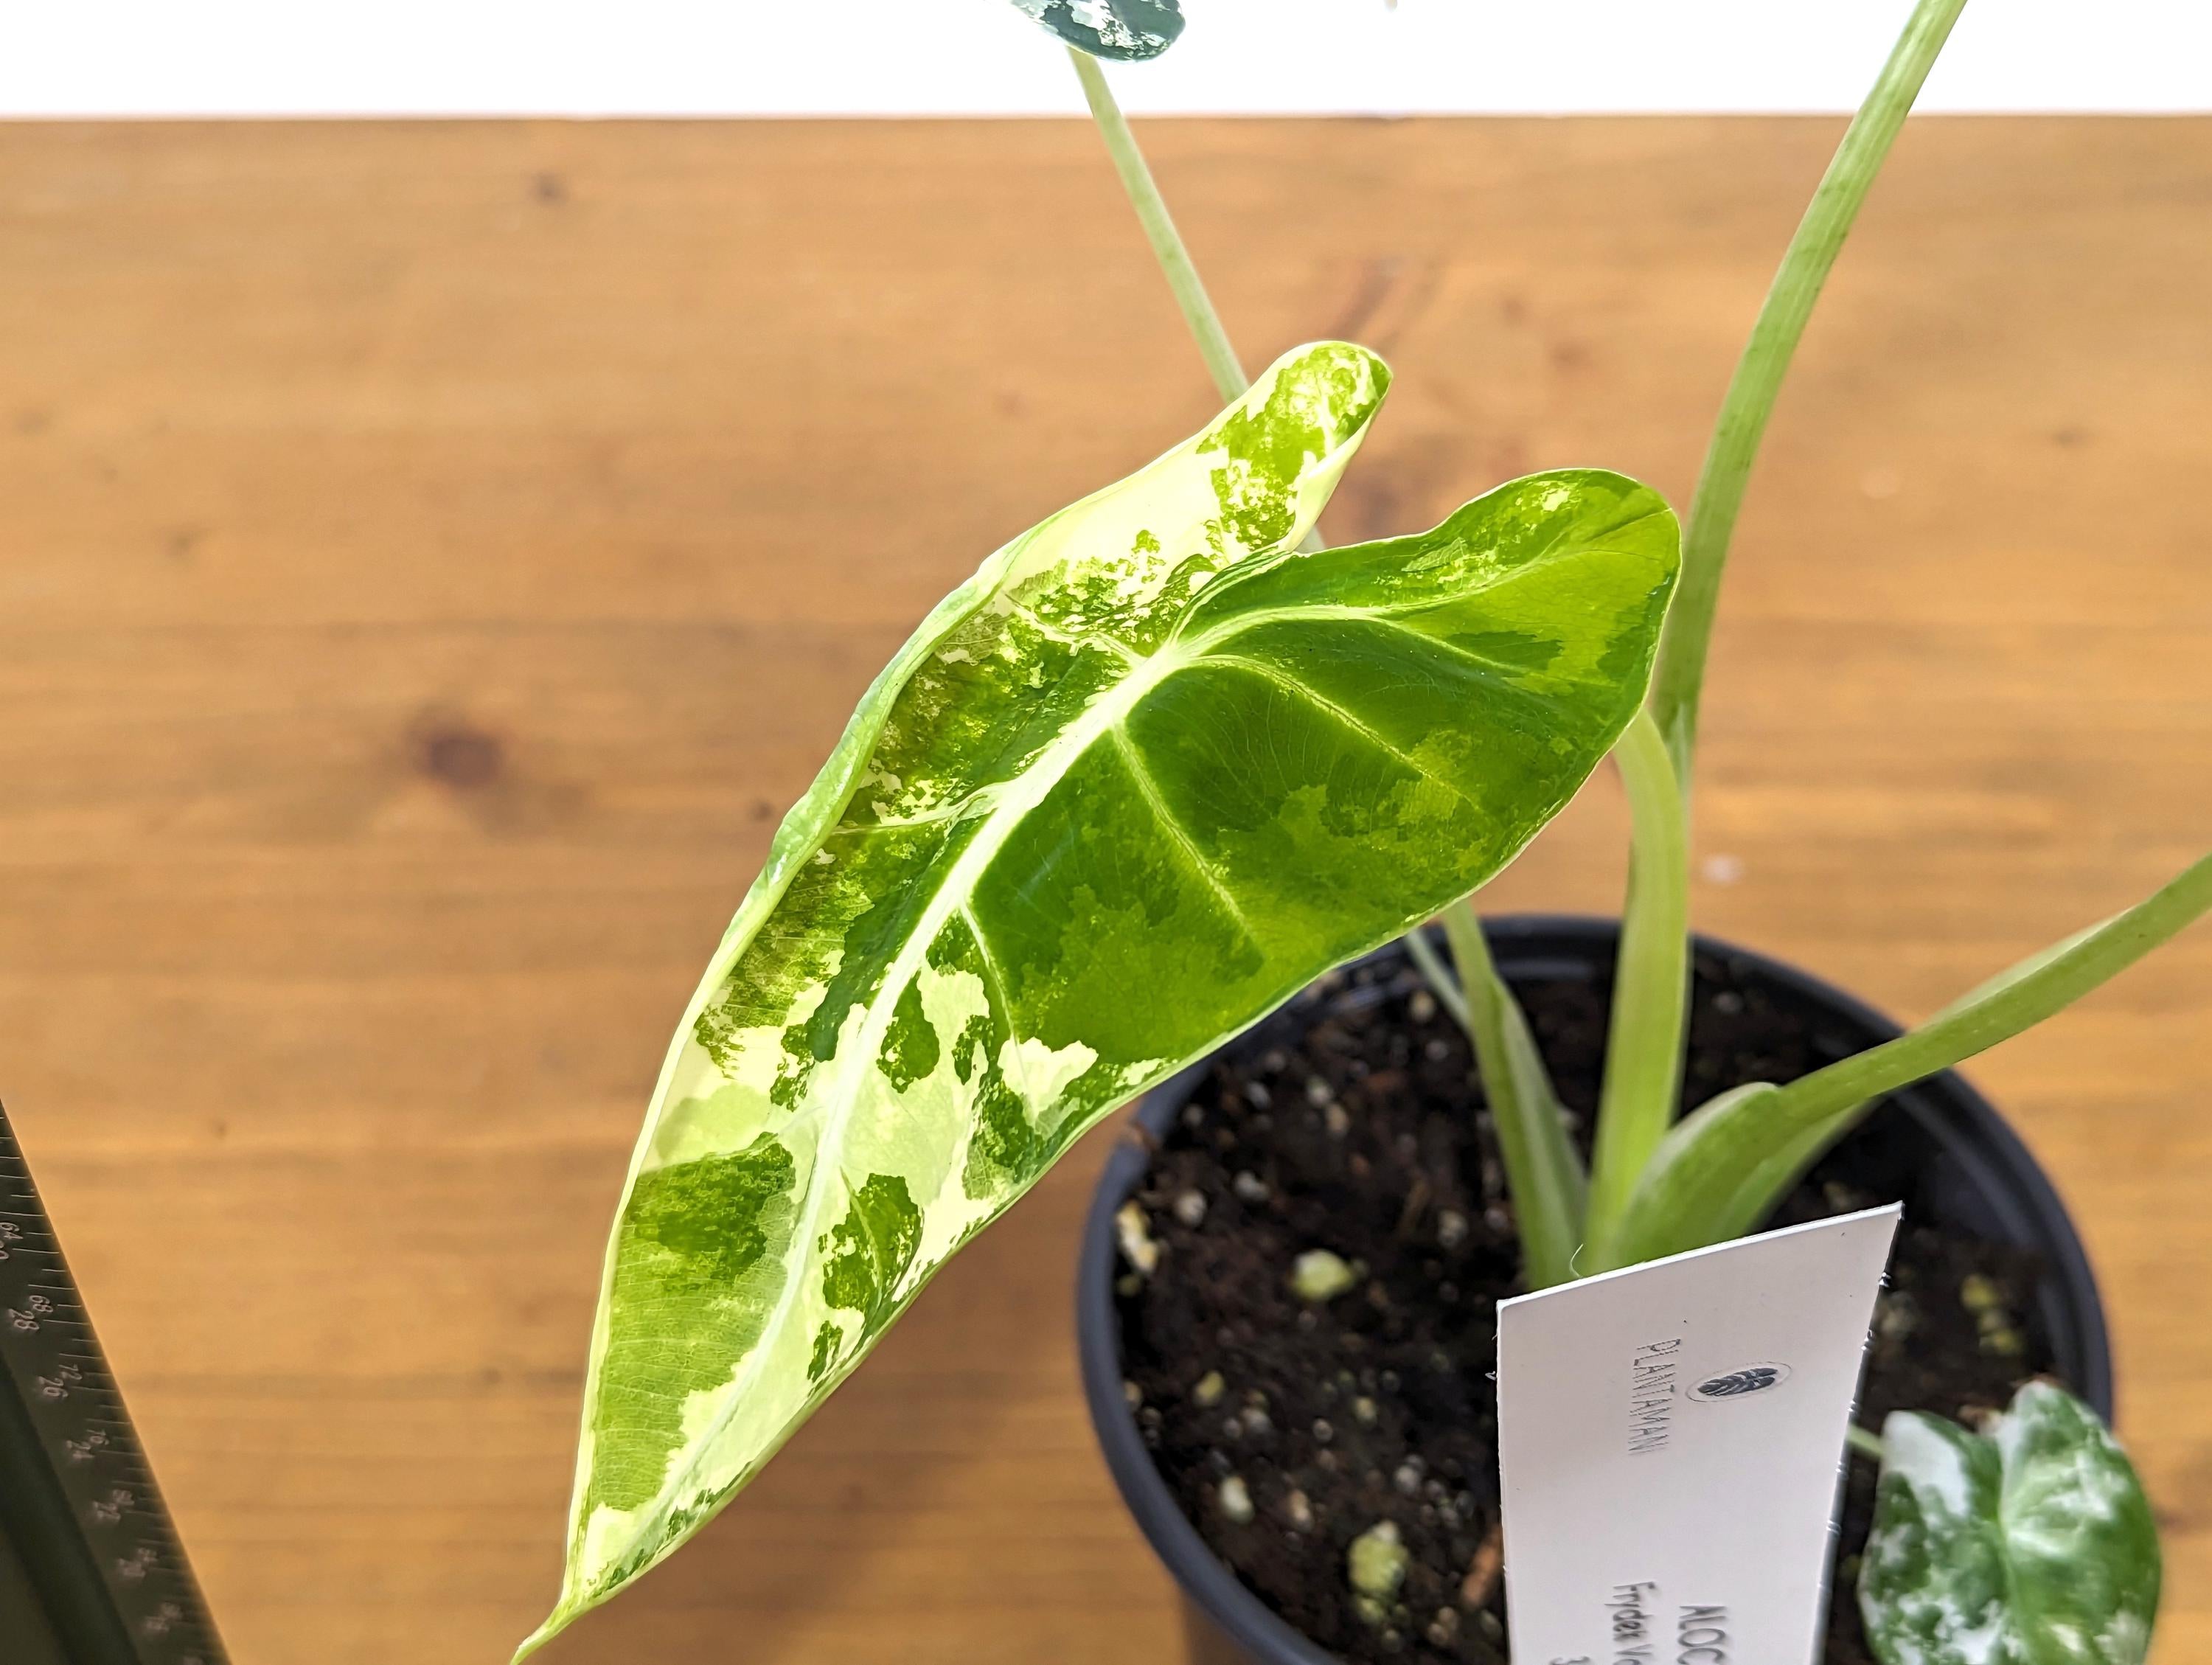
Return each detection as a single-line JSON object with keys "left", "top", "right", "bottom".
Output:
{"left": 1, "top": 1102, "right": 229, "bottom": 1662}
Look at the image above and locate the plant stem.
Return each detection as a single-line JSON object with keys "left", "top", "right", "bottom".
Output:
{"left": 1646, "top": 0, "right": 1969, "bottom": 782}
{"left": 1846, "top": 1424, "right": 1886, "bottom": 1463}
{"left": 1774, "top": 855, "right": 2212, "bottom": 1127}
{"left": 1068, "top": 44, "right": 1327, "bottom": 557}
{"left": 1583, "top": 710, "right": 1691, "bottom": 1247}
{"left": 1597, "top": 849, "right": 2212, "bottom": 1268}
{"left": 1405, "top": 925, "right": 1472, "bottom": 1032}
{"left": 1438, "top": 902, "right": 1586, "bottom": 1288}
{"left": 1067, "top": 46, "right": 1249, "bottom": 405}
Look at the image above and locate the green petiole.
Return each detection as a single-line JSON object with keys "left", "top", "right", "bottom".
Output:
{"left": 1404, "top": 923, "right": 1471, "bottom": 1033}
{"left": 1590, "top": 0, "right": 1974, "bottom": 1271}
{"left": 1438, "top": 901, "right": 1585, "bottom": 1290}
{"left": 1595, "top": 850, "right": 2212, "bottom": 1270}
{"left": 1582, "top": 709, "right": 1691, "bottom": 1250}
{"left": 1066, "top": 45, "right": 1248, "bottom": 404}
{"left": 1647, "top": 0, "right": 1970, "bottom": 784}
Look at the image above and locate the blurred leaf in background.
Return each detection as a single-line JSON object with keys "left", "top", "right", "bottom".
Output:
{"left": 1008, "top": 0, "right": 1183, "bottom": 60}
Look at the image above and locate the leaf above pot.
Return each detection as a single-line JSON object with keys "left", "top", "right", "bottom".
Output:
{"left": 1860, "top": 1380, "right": 2159, "bottom": 1665}
{"left": 518, "top": 341, "right": 1682, "bottom": 1653}
{"left": 1006, "top": 0, "right": 1184, "bottom": 60}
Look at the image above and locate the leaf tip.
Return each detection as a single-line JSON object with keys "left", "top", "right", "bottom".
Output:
{"left": 512, "top": 1582, "right": 594, "bottom": 1663}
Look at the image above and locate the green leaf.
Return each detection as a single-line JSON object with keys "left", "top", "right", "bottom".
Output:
{"left": 1591, "top": 851, "right": 2212, "bottom": 1272}
{"left": 518, "top": 343, "right": 1680, "bottom": 1655}
{"left": 1860, "top": 1382, "right": 2160, "bottom": 1665}
{"left": 1010, "top": 0, "right": 1183, "bottom": 61}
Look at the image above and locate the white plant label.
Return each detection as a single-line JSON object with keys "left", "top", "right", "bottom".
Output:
{"left": 1496, "top": 1204, "right": 1901, "bottom": 1665}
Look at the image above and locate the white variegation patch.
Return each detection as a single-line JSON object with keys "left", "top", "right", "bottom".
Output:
{"left": 1006, "top": 0, "right": 1183, "bottom": 61}
{"left": 1860, "top": 1383, "right": 2159, "bottom": 1665}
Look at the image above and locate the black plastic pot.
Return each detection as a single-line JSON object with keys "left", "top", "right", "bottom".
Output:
{"left": 1076, "top": 915, "right": 2113, "bottom": 1665}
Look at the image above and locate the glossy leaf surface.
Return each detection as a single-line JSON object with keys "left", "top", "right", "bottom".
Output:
{"left": 520, "top": 343, "right": 1680, "bottom": 1652}
{"left": 1009, "top": 0, "right": 1183, "bottom": 60}
{"left": 1860, "top": 1382, "right": 2159, "bottom": 1665}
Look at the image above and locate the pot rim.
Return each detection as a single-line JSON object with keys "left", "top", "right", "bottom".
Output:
{"left": 1075, "top": 913, "right": 2113, "bottom": 1665}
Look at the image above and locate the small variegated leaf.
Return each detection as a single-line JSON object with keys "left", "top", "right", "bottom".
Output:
{"left": 518, "top": 341, "right": 1681, "bottom": 1655}
{"left": 1860, "top": 1381, "right": 2160, "bottom": 1665}
{"left": 1008, "top": 0, "right": 1183, "bottom": 60}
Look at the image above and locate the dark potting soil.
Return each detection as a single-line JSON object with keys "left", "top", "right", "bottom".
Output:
{"left": 1114, "top": 948, "right": 2059, "bottom": 1665}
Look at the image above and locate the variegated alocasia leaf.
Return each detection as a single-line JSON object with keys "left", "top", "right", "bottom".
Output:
{"left": 518, "top": 340, "right": 1682, "bottom": 1656}
{"left": 1860, "top": 1381, "right": 2160, "bottom": 1665}
{"left": 1007, "top": 0, "right": 1183, "bottom": 60}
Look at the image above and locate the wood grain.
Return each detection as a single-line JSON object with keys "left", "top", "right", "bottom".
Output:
{"left": 1, "top": 116, "right": 2208, "bottom": 1662}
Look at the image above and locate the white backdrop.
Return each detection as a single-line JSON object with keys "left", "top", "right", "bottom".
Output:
{"left": 2, "top": 0, "right": 2209, "bottom": 117}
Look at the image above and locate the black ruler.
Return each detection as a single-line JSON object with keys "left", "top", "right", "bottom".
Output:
{"left": 0, "top": 1099, "right": 226, "bottom": 1665}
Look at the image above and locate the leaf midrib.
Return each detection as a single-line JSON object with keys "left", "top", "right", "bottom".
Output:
{"left": 1106, "top": 724, "right": 1262, "bottom": 942}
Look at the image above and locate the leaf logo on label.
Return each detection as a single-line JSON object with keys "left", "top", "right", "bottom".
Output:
{"left": 1690, "top": 1363, "right": 1792, "bottom": 1401}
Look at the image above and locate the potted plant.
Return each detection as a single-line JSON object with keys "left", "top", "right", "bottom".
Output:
{"left": 516, "top": 3, "right": 2177, "bottom": 1661}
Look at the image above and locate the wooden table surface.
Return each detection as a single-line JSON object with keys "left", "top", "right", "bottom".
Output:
{"left": 2, "top": 116, "right": 2208, "bottom": 1664}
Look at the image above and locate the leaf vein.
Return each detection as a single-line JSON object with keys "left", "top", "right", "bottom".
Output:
{"left": 1200, "top": 652, "right": 1484, "bottom": 814}
{"left": 958, "top": 902, "right": 1040, "bottom": 1111}
{"left": 1106, "top": 726, "right": 1262, "bottom": 944}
